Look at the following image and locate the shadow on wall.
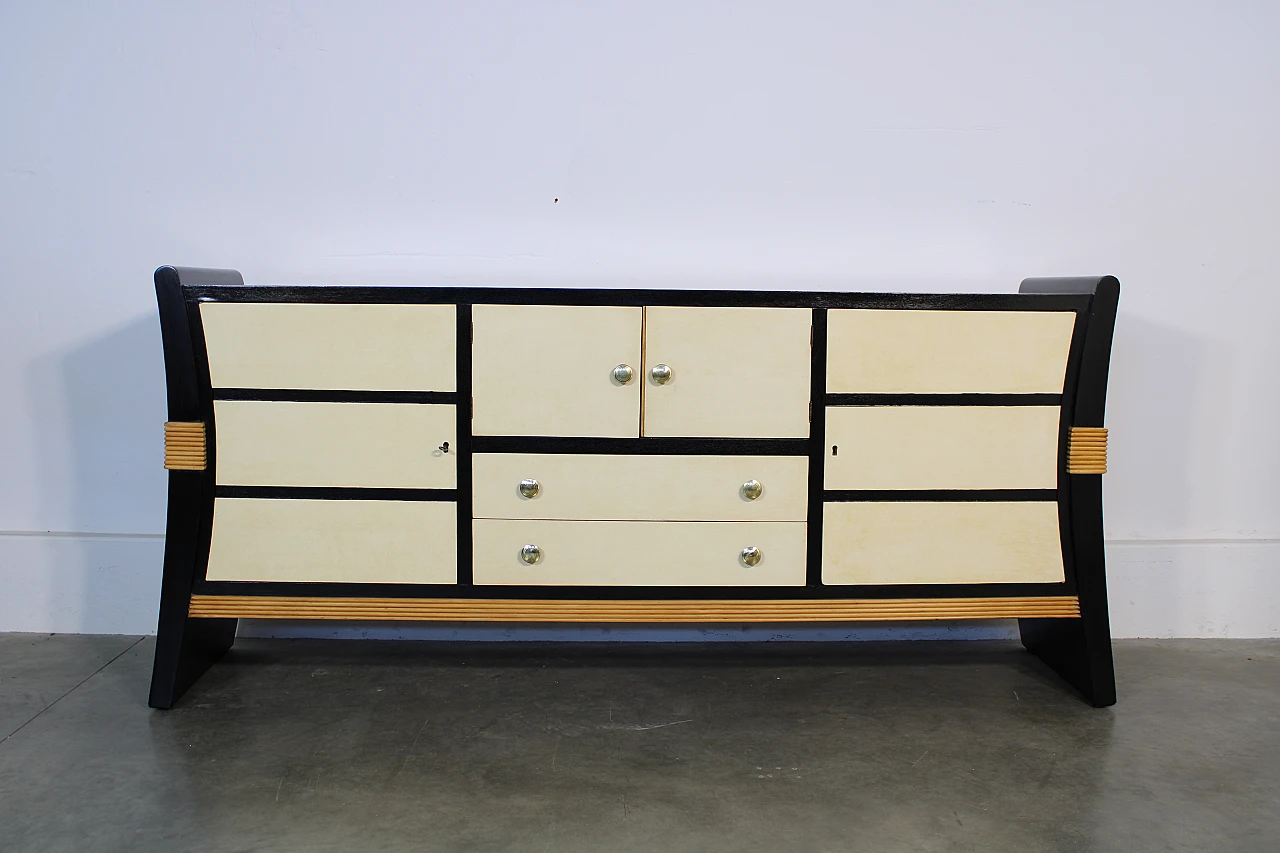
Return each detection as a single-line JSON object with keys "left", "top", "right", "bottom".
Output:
{"left": 25, "top": 314, "right": 167, "bottom": 632}
{"left": 1106, "top": 310, "right": 1214, "bottom": 535}
{"left": 1103, "top": 310, "right": 1217, "bottom": 635}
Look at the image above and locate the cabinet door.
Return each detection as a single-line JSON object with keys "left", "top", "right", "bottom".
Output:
{"left": 215, "top": 400, "right": 456, "bottom": 489}
{"left": 642, "top": 307, "right": 812, "bottom": 438}
{"left": 824, "top": 406, "right": 1059, "bottom": 491}
{"left": 826, "top": 309, "right": 1076, "bottom": 394}
{"left": 206, "top": 498, "right": 457, "bottom": 584}
{"left": 200, "top": 303, "right": 456, "bottom": 391}
{"left": 472, "top": 305, "right": 642, "bottom": 437}
{"left": 821, "top": 501, "right": 1063, "bottom": 585}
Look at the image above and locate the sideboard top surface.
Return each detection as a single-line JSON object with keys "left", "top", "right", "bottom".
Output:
{"left": 181, "top": 283, "right": 1094, "bottom": 312}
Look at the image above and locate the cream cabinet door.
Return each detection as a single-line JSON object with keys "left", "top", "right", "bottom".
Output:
{"left": 206, "top": 498, "right": 457, "bottom": 584}
{"left": 214, "top": 400, "right": 456, "bottom": 489}
{"left": 472, "top": 305, "right": 642, "bottom": 437}
{"left": 821, "top": 501, "right": 1064, "bottom": 585}
{"left": 642, "top": 307, "right": 812, "bottom": 438}
{"left": 824, "top": 406, "right": 1060, "bottom": 491}
{"left": 827, "top": 310, "right": 1076, "bottom": 394}
{"left": 200, "top": 303, "right": 456, "bottom": 391}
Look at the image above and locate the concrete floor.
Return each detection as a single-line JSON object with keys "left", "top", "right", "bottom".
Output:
{"left": 0, "top": 635, "right": 1277, "bottom": 853}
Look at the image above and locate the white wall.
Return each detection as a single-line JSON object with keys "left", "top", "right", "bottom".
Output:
{"left": 1, "top": 1, "right": 1276, "bottom": 638}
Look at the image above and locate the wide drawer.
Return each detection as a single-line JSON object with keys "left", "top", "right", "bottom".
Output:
{"left": 824, "top": 406, "right": 1060, "bottom": 490}
{"left": 826, "top": 309, "right": 1076, "bottom": 394}
{"left": 206, "top": 498, "right": 457, "bottom": 583}
{"left": 472, "top": 519, "right": 807, "bottom": 586}
{"left": 821, "top": 501, "right": 1063, "bottom": 585}
{"left": 214, "top": 400, "right": 456, "bottom": 489}
{"left": 473, "top": 454, "right": 808, "bottom": 521}
{"left": 200, "top": 302, "right": 456, "bottom": 391}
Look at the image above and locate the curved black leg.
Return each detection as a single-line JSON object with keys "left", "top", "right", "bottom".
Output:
{"left": 148, "top": 266, "right": 242, "bottom": 709}
{"left": 1018, "top": 275, "right": 1120, "bottom": 707}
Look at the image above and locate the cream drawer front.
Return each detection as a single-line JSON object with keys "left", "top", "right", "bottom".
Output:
{"left": 824, "top": 406, "right": 1060, "bottom": 490}
{"left": 643, "top": 306, "right": 812, "bottom": 438}
{"left": 827, "top": 310, "right": 1076, "bottom": 394}
{"left": 206, "top": 498, "right": 457, "bottom": 583}
{"left": 200, "top": 303, "right": 456, "bottom": 391}
{"left": 473, "top": 520, "right": 807, "bottom": 586}
{"left": 214, "top": 400, "right": 455, "bottom": 488}
{"left": 821, "top": 501, "right": 1063, "bottom": 585}
{"left": 473, "top": 305, "right": 642, "bottom": 437}
{"left": 473, "top": 454, "right": 808, "bottom": 521}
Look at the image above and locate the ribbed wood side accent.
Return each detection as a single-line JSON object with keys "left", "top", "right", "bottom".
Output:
{"left": 1067, "top": 426, "right": 1107, "bottom": 474}
{"left": 189, "top": 595, "right": 1080, "bottom": 621}
{"left": 164, "top": 422, "right": 207, "bottom": 471}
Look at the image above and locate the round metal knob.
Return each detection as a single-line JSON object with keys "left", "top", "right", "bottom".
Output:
{"left": 612, "top": 364, "right": 634, "bottom": 385}
{"left": 518, "top": 479, "right": 541, "bottom": 499}
{"left": 520, "top": 544, "right": 542, "bottom": 565}
{"left": 740, "top": 546, "right": 762, "bottom": 567}
{"left": 741, "top": 480, "right": 763, "bottom": 501}
{"left": 650, "top": 363, "right": 673, "bottom": 385}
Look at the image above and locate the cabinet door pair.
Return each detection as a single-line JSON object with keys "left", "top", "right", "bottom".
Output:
{"left": 472, "top": 305, "right": 813, "bottom": 438}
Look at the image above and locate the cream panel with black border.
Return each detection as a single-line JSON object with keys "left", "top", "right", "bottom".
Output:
{"left": 821, "top": 501, "right": 1064, "bottom": 585}
{"left": 472, "top": 305, "right": 642, "bottom": 437}
{"left": 826, "top": 310, "right": 1075, "bottom": 394}
{"left": 206, "top": 498, "right": 457, "bottom": 583}
{"left": 473, "top": 454, "right": 808, "bottom": 521}
{"left": 200, "top": 303, "right": 456, "bottom": 390}
{"left": 473, "top": 519, "right": 807, "bottom": 586}
{"left": 643, "top": 306, "right": 812, "bottom": 438}
{"left": 824, "top": 406, "right": 1060, "bottom": 490}
{"left": 214, "top": 400, "right": 456, "bottom": 489}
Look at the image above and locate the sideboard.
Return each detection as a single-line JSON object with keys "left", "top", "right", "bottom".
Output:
{"left": 150, "top": 267, "right": 1119, "bottom": 708}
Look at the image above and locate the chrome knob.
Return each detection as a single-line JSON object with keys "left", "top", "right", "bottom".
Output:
{"left": 741, "top": 480, "right": 763, "bottom": 501}
{"left": 612, "top": 364, "right": 634, "bottom": 385}
{"left": 650, "top": 363, "right": 673, "bottom": 385}
{"left": 518, "top": 478, "right": 541, "bottom": 499}
{"left": 520, "top": 544, "right": 542, "bottom": 564}
{"left": 740, "top": 546, "right": 762, "bottom": 567}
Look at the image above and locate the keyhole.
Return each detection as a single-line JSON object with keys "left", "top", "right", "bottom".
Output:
{"left": 832, "top": 445, "right": 838, "bottom": 456}
{"left": 440, "top": 441, "right": 450, "bottom": 453}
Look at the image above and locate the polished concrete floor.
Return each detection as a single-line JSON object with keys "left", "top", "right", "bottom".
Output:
{"left": 0, "top": 635, "right": 1277, "bottom": 852}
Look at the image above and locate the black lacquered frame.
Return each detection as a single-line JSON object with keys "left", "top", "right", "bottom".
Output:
{"left": 150, "top": 267, "right": 1119, "bottom": 709}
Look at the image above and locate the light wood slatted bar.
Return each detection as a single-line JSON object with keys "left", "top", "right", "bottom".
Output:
{"left": 189, "top": 595, "right": 1081, "bottom": 621}
{"left": 1066, "top": 427, "right": 1107, "bottom": 474}
{"left": 164, "top": 422, "right": 207, "bottom": 471}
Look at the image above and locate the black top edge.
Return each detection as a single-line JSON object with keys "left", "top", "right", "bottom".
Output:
{"left": 181, "top": 283, "right": 1091, "bottom": 311}
{"left": 1018, "top": 275, "right": 1119, "bottom": 296}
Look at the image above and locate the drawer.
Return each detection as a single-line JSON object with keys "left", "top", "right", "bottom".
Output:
{"left": 206, "top": 498, "right": 457, "bottom": 583}
{"left": 200, "top": 302, "right": 456, "bottom": 391}
{"left": 824, "top": 406, "right": 1060, "bottom": 490}
{"left": 473, "top": 304, "right": 642, "bottom": 438}
{"left": 473, "top": 454, "right": 808, "bottom": 521}
{"left": 473, "top": 519, "right": 807, "bottom": 586}
{"left": 826, "top": 310, "right": 1076, "bottom": 394}
{"left": 643, "top": 306, "right": 812, "bottom": 438}
{"left": 214, "top": 400, "right": 456, "bottom": 489}
{"left": 821, "top": 501, "right": 1063, "bottom": 585}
